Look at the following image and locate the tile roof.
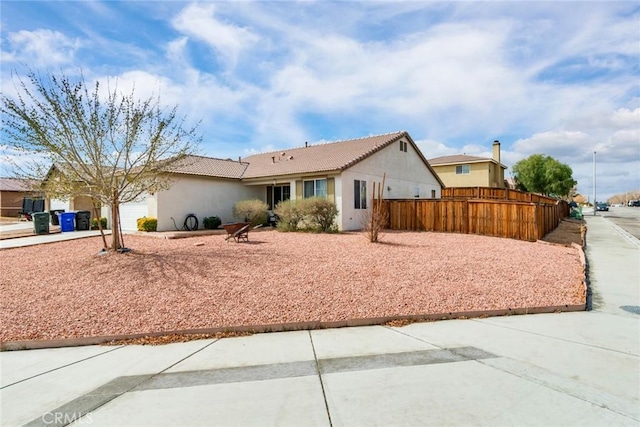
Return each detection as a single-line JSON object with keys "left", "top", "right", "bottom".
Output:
{"left": 242, "top": 131, "right": 409, "bottom": 179}
{"left": 428, "top": 154, "right": 507, "bottom": 168}
{"left": 166, "top": 155, "right": 248, "bottom": 179}
{"left": 0, "top": 177, "right": 38, "bottom": 192}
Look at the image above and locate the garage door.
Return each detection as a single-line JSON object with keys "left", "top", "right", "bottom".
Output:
{"left": 118, "top": 199, "right": 148, "bottom": 231}
{"left": 49, "top": 199, "right": 69, "bottom": 211}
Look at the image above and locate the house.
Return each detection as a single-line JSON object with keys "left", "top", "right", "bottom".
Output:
{"left": 116, "top": 131, "right": 444, "bottom": 232}
{"left": 0, "top": 178, "right": 39, "bottom": 217}
{"left": 117, "top": 156, "right": 261, "bottom": 232}
{"left": 44, "top": 165, "right": 101, "bottom": 216}
{"left": 428, "top": 140, "right": 507, "bottom": 188}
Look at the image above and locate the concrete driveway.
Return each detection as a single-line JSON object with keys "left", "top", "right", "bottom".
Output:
{"left": 1, "top": 215, "right": 638, "bottom": 427}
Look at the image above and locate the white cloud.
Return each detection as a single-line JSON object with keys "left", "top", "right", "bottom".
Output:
{"left": 2, "top": 29, "right": 82, "bottom": 67}
{"left": 172, "top": 3, "right": 259, "bottom": 69}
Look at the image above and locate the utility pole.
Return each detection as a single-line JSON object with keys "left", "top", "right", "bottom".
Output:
{"left": 593, "top": 151, "right": 597, "bottom": 216}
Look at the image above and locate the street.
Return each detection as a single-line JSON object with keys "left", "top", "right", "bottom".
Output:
{"left": 592, "top": 206, "right": 640, "bottom": 241}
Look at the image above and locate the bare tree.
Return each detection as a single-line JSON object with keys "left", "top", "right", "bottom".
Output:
{"left": 1, "top": 70, "right": 200, "bottom": 251}
{"left": 363, "top": 173, "right": 389, "bottom": 243}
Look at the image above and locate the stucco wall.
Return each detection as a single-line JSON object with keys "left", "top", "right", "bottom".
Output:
{"left": 339, "top": 136, "right": 442, "bottom": 231}
{"left": 432, "top": 162, "right": 493, "bottom": 187}
{"left": 156, "top": 175, "right": 262, "bottom": 231}
{"left": 0, "top": 191, "right": 30, "bottom": 217}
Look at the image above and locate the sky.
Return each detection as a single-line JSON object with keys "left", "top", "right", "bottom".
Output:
{"left": 1, "top": 1, "right": 638, "bottom": 201}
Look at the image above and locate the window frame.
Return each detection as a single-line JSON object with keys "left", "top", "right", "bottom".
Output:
{"left": 267, "top": 184, "right": 291, "bottom": 209}
{"left": 303, "top": 178, "right": 327, "bottom": 198}
{"left": 455, "top": 164, "right": 470, "bottom": 175}
{"left": 354, "top": 179, "right": 367, "bottom": 209}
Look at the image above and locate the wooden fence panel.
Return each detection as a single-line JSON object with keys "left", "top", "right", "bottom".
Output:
{"left": 383, "top": 198, "right": 567, "bottom": 242}
{"left": 441, "top": 187, "right": 561, "bottom": 205}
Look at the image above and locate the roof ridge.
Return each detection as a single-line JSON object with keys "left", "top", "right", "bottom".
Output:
{"left": 429, "top": 154, "right": 489, "bottom": 160}
{"left": 310, "top": 130, "right": 405, "bottom": 148}
{"left": 245, "top": 130, "right": 406, "bottom": 157}
{"left": 184, "top": 154, "right": 245, "bottom": 164}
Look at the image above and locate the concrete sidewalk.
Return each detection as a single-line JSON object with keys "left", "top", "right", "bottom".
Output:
{"left": 1, "top": 216, "right": 638, "bottom": 426}
{"left": 0, "top": 229, "right": 112, "bottom": 250}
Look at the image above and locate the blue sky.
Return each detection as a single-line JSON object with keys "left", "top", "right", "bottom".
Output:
{"left": 1, "top": 1, "right": 638, "bottom": 200}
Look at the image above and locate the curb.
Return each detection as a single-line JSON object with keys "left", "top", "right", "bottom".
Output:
{"left": 601, "top": 216, "right": 640, "bottom": 248}
{"left": 0, "top": 304, "right": 586, "bottom": 351}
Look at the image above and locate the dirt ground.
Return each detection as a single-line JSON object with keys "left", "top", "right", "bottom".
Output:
{"left": 1, "top": 218, "right": 586, "bottom": 245}
{"left": 0, "top": 229, "right": 585, "bottom": 343}
{"left": 540, "top": 218, "right": 586, "bottom": 246}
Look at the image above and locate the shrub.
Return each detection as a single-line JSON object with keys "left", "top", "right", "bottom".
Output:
{"left": 233, "top": 199, "right": 268, "bottom": 226}
{"left": 274, "top": 199, "right": 304, "bottom": 232}
{"left": 203, "top": 216, "right": 221, "bottom": 230}
{"left": 303, "top": 197, "right": 339, "bottom": 232}
{"left": 91, "top": 217, "right": 108, "bottom": 230}
{"left": 137, "top": 217, "right": 158, "bottom": 232}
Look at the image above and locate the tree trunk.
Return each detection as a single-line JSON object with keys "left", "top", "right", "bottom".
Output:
{"left": 110, "top": 192, "right": 121, "bottom": 251}
{"left": 92, "top": 201, "right": 108, "bottom": 250}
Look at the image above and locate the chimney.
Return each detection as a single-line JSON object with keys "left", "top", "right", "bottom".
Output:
{"left": 492, "top": 140, "right": 500, "bottom": 164}
{"left": 238, "top": 156, "right": 241, "bottom": 163}
{"left": 305, "top": 141, "right": 308, "bottom": 148}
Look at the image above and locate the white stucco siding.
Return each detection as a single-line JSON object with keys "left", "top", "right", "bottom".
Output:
{"left": 339, "top": 137, "right": 442, "bottom": 231}
{"left": 156, "top": 175, "right": 262, "bottom": 231}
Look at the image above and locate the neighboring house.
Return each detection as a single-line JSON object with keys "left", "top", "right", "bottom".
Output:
{"left": 428, "top": 140, "right": 507, "bottom": 188}
{"left": 44, "top": 165, "right": 100, "bottom": 215}
{"left": 118, "top": 131, "right": 444, "bottom": 232}
{"left": 0, "top": 178, "right": 39, "bottom": 217}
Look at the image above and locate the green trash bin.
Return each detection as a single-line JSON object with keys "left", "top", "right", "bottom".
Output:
{"left": 33, "top": 212, "right": 50, "bottom": 235}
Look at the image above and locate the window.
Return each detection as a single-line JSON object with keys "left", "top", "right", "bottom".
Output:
{"left": 303, "top": 179, "right": 327, "bottom": 198}
{"left": 431, "top": 189, "right": 436, "bottom": 199}
{"left": 267, "top": 185, "right": 291, "bottom": 209}
{"left": 456, "top": 164, "right": 470, "bottom": 175}
{"left": 354, "top": 180, "right": 367, "bottom": 209}
{"left": 399, "top": 140, "right": 408, "bottom": 152}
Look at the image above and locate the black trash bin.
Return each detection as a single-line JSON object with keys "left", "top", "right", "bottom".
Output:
{"left": 75, "top": 210, "right": 91, "bottom": 231}
{"left": 50, "top": 209, "right": 65, "bottom": 225}
{"left": 33, "top": 212, "right": 50, "bottom": 234}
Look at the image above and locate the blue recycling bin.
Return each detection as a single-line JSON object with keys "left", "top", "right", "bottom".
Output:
{"left": 59, "top": 212, "right": 76, "bottom": 232}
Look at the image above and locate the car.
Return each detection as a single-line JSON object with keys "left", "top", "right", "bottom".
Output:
{"left": 630, "top": 200, "right": 640, "bottom": 207}
{"left": 596, "top": 202, "right": 609, "bottom": 211}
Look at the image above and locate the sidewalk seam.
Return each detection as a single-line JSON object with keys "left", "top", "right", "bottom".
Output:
{"left": 469, "top": 318, "right": 640, "bottom": 357}
{"left": 475, "top": 358, "right": 640, "bottom": 423}
{"left": 25, "top": 339, "right": 221, "bottom": 427}
{"left": 308, "top": 331, "right": 334, "bottom": 427}
{"left": 0, "top": 346, "right": 124, "bottom": 390}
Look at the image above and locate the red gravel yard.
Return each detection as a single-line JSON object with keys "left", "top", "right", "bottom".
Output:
{"left": 0, "top": 230, "right": 585, "bottom": 342}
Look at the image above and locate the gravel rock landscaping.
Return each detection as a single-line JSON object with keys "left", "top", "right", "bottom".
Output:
{"left": 0, "top": 230, "right": 585, "bottom": 342}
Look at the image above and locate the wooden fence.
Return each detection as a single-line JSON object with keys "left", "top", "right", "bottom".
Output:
{"left": 383, "top": 192, "right": 569, "bottom": 242}
{"left": 441, "top": 187, "right": 560, "bottom": 205}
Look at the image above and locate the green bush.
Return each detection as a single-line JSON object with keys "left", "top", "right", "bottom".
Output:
{"left": 91, "top": 217, "right": 108, "bottom": 230}
{"left": 274, "top": 199, "right": 304, "bottom": 232}
{"left": 233, "top": 199, "right": 268, "bottom": 226}
{"left": 137, "top": 217, "right": 158, "bottom": 232}
{"left": 303, "top": 197, "right": 339, "bottom": 232}
{"left": 274, "top": 198, "right": 338, "bottom": 232}
{"left": 203, "top": 216, "right": 221, "bottom": 230}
